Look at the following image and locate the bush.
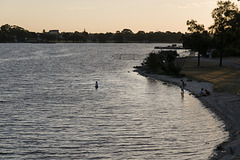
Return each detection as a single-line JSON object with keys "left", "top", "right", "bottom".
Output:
{"left": 142, "top": 51, "right": 183, "bottom": 75}
{"left": 142, "top": 52, "right": 161, "bottom": 72}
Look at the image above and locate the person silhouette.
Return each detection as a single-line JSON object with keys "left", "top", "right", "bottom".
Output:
{"left": 181, "top": 80, "right": 185, "bottom": 93}
{"left": 95, "top": 81, "right": 98, "bottom": 89}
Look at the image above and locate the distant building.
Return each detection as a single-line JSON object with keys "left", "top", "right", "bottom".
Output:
{"left": 49, "top": 30, "right": 59, "bottom": 35}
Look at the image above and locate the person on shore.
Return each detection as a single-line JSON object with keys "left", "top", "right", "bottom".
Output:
{"left": 205, "top": 89, "right": 210, "bottom": 95}
{"left": 95, "top": 81, "right": 98, "bottom": 89}
{"left": 198, "top": 88, "right": 204, "bottom": 96}
{"left": 181, "top": 80, "right": 185, "bottom": 92}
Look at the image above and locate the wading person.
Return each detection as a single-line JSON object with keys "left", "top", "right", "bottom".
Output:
{"left": 95, "top": 81, "right": 98, "bottom": 89}
{"left": 181, "top": 80, "right": 185, "bottom": 92}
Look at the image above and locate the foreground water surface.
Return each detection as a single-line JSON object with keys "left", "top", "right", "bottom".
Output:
{"left": 0, "top": 43, "right": 228, "bottom": 159}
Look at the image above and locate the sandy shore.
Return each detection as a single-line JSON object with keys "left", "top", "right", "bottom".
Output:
{"left": 135, "top": 67, "right": 240, "bottom": 160}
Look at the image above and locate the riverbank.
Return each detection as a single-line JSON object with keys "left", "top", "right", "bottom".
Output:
{"left": 134, "top": 57, "right": 240, "bottom": 159}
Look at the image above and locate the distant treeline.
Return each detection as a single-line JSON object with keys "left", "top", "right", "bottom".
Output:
{"left": 0, "top": 24, "right": 183, "bottom": 43}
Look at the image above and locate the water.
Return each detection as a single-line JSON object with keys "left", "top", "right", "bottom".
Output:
{"left": 0, "top": 43, "right": 228, "bottom": 159}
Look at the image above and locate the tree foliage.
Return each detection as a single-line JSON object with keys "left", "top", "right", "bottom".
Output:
{"left": 183, "top": 20, "right": 211, "bottom": 58}
{"left": 142, "top": 51, "right": 182, "bottom": 75}
{"left": 0, "top": 24, "right": 31, "bottom": 42}
{"left": 209, "top": 0, "right": 238, "bottom": 34}
{"left": 183, "top": 0, "right": 240, "bottom": 60}
{"left": 187, "top": 20, "right": 205, "bottom": 33}
{"left": 210, "top": 0, "right": 240, "bottom": 62}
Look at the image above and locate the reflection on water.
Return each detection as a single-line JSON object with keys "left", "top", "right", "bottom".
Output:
{"left": 0, "top": 43, "right": 228, "bottom": 159}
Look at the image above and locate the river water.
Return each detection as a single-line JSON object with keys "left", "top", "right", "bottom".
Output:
{"left": 0, "top": 43, "right": 228, "bottom": 160}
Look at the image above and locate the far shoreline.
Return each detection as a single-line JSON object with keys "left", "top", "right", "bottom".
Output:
{"left": 134, "top": 66, "right": 240, "bottom": 160}
{"left": 0, "top": 42, "right": 182, "bottom": 44}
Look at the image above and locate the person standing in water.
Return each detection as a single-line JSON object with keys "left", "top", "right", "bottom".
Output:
{"left": 181, "top": 80, "right": 185, "bottom": 92}
{"left": 95, "top": 81, "right": 98, "bottom": 89}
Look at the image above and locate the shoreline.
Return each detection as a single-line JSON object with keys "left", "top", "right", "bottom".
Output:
{"left": 134, "top": 66, "right": 240, "bottom": 160}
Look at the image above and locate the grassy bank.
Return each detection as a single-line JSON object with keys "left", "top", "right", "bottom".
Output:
{"left": 181, "top": 58, "right": 240, "bottom": 95}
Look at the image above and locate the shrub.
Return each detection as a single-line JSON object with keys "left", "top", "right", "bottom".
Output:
{"left": 142, "top": 52, "right": 161, "bottom": 72}
{"left": 142, "top": 51, "right": 183, "bottom": 75}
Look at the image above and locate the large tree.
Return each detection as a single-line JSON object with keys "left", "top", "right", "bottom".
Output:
{"left": 0, "top": 24, "right": 30, "bottom": 42}
{"left": 183, "top": 20, "right": 211, "bottom": 66}
{"left": 209, "top": 0, "right": 239, "bottom": 65}
{"left": 121, "top": 29, "right": 134, "bottom": 42}
{"left": 210, "top": 0, "right": 238, "bottom": 34}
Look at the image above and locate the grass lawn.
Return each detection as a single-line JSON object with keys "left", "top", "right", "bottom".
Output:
{"left": 181, "top": 58, "right": 240, "bottom": 94}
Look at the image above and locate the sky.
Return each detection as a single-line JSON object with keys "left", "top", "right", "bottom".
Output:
{"left": 0, "top": 0, "right": 239, "bottom": 33}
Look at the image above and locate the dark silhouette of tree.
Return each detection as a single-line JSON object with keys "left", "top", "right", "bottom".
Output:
{"left": 61, "top": 32, "right": 72, "bottom": 42}
{"left": 142, "top": 51, "right": 182, "bottom": 75}
{"left": 121, "top": 29, "right": 134, "bottom": 42}
{"left": 209, "top": 0, "right": 239, "bottom": 66}
{"left": 0, "top": 24, "right": 11, "bottom": 42}
{"left": 113, "top": 30, "right": 124, "bottom": 43}
{"left": 135, "top": 31, "right": 147, "bottom": 42}
{"left": 121, "top": 29, "right": 133, "bottom": 35}
{"left": 187, "top": 20, "right": 205, "bottom": 33}
{"left": 70, "top": 31, "right": 87, "bottom": 42}
{"left": 0, "top": 24, "right": 31, "bottom": 42}
{"left": 96, "top": 33, "right": 108, "bottom": 43}
{"left": 81, "top": 29, "right": 89, "bottom": 40}
{"left": 183, "top": 20, "right": 211, "bottom": 66}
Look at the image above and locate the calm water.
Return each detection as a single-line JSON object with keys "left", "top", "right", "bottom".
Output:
{"left": 0, "top": 43, "right": 228, "bottom": 160}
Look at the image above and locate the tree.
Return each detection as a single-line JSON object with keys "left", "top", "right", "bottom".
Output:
{"left": 210, "top": 0, "right": 238, "bottom": 34}
{"left": 183, "top": 20, "right": 211, "bottom": 66}
{"left": 135, "top": 31, "right": 147, "bottom": 42}
{"left": 81, "top": 29, "right": 89, "bottom": 38}
{"left": 113, "top": 31, "right": 124, "bottom": 43}
{"left": 96, "top": 33, "right": 109, "bottom": 43}
{"left": 0, "top": 24, "right": 30, "bottom": 42}
{"left": 209, "top": 0, "right": 239, "bottom": 66}
{"left": 121, "top": 29, "right": 133, "bottom": 35}
{"left": 70, "top": 31, "right": 86, "bottom": 42}
{"left": 1, "top": 24, "right": 11, "bottom": 32}
{"left": 142, "top": 51, "right": 182, "bottom": 75}
{"left": 121, "top": 29, "right": 134, "bottom": 42}
{"left": 187, "top": 20, "right": 205, "bottom": 33}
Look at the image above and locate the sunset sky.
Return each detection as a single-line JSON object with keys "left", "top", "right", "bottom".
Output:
{"left": 0, "top": 0, "right": 239, "bottom": 33}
